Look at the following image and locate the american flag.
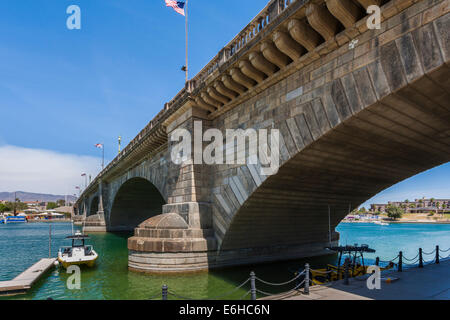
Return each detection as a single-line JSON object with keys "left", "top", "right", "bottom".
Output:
{"left": 81, "top": 173, "right": 86, "bottom": 177}
{"left": 165, "top": 0, "right": 185, "bottom": 16}
{"left": 95, "top": 143, "right": 103, "bottom": 149}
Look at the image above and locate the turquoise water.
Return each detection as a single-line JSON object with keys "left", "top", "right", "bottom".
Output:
{"left": 1, "top": 222, "right": 449, "bottom": 300}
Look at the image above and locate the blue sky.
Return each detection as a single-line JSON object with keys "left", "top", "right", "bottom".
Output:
{"left": 0, "top": 0, "right": 448, "bottom": 202}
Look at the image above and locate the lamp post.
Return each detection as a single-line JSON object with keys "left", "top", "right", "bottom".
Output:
{"left": 118, "top": 136, "right": 122, "bottom": 154}
{"left": 81, "top": 173, "right": 87, "bottom": 189}
{"left": 95, "top": 144, "right": 104, "bottom": 170}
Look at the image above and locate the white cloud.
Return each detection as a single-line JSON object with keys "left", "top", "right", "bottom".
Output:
{"left": 0, "top": 145, "right": 102, "bottom": 195}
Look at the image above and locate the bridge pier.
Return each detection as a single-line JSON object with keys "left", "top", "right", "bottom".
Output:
{"left": 83, "top": 181, "right": 107, "bottom": 232}
{"left": 128, "top": 202, "right": 218, "bottom": 273}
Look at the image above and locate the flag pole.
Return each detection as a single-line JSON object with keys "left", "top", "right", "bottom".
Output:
{"left": 185, "top": 0, "right": 189, "bottom": 82}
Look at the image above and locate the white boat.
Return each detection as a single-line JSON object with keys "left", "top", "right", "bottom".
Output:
{"left": 57, "top": 231, "right": 98, "bottom": 268}
{"left": 373, "top": 221, "right": 389, "bottom": 226}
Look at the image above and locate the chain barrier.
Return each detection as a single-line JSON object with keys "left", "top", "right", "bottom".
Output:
{"left": 255, "top": 270, "right": 305, "bottom": 286}
{"left": 239, "top": 290, "right": 252, "bottom": 300}
{"left": 402, "top": 259, "right": 420, "bottom": 266}
{"left": 255, "top": 288, "right": 277, "bottom": 296}
{"left": 402, "top": 253, "right": 419, "bottom": 262}
{"left": 380, "top": 255, "right": 399, "bottom": 263}
{"left": 151, "top": 247, "right": 450, "bottom": 300}
{"left": 166, "top": 278, "right": 251, "bottom": 301}
{"left": 167, "top": 291, "right": 196, "bottom": 300}
{"left": 310, "top": 268, "right": 334, "bottom": 274}
{"left": 148, "top": 292, "right": 162, "bottom": 300}
{"left": 256, "top": 279, "right": 306, "bottom": 297}
{"left": 205, "top": 278, "right": 251, "bottom": 300}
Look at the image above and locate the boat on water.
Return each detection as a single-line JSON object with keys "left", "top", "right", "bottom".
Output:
{"left": 373, "top": 220, "right": 389, "bottom": 226}
{"left": 0, "top": 215, "right": 27, "bottom": 224}
{"left": 57, "top": 231, "right": 98, "bottom": 268}
{"left": 299, "top": 245, "right": 395, "bottom": 286}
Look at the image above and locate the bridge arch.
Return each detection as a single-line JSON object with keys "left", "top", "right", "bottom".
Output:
{"left": 108, "top": 177, "right": 166, "bottom": 232}
{"left": 214, "top": 59, "right": 450, "bottom": 258}
{"left": 89, "top": 196, "right": 99, "bottom": 217}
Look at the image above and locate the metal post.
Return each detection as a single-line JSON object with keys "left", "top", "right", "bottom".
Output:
{"left": 436, "top": 246, "right": 440, "bottom": 264}
{"left": 49, "top": 224, "right": 52, "bottom": 258}
{"left": 375, "top": 257, "right": 380, "bottom": 266}
{"left": 419, "top": 248, "right": 423, "bottom": 268}
{"left": 162, "top": 285, "right": 168, "bottom": 300}
{"left": 304, "top": 264, "right": 310, "bottom": 295}
{"left": 398, "top": 251, "right": 403, "bottom": 272}
{"left": 250, "top": 271, "right": 257, "bottom": 301}
{"left": 344, "top": 258, "right": 350, "bottom": 285}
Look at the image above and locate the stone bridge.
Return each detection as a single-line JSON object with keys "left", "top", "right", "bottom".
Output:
{"left": 75, "top": 0, "right": 450, "bottom": 273}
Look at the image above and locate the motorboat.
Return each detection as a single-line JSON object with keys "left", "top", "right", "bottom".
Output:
{"left": 373, "top": 220, "right": 389, "bottom": 226}
{"left": 295, "top": 245, "right": 395, "bottom": 286}
{"left": 57, "top": 231, "right": 98, "bottom": 268}
{"left": 0, "top": 215, "right": 27, "bottom": 224}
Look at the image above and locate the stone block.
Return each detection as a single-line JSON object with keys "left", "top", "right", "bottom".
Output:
{"left": 380, "top": 41, "right": 408, "bottom": 92}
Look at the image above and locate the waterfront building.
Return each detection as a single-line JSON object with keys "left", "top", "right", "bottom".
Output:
{"left": 371, "top": 198, "right": 450, "bottom": 214}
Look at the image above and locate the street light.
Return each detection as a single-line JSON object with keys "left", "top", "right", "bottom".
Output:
{"left": 81, "top": 173, "right": 87, "bottom": 189}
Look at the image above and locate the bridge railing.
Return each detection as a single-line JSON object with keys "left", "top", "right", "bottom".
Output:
{"left": 76, "top": 0, "right": 306, "bottom": 203}
{"left": 191, "top": 0, "right": 300, "bottom": 86}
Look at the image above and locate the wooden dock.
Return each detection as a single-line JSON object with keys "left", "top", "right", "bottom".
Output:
{"left": 0, "top": 258, "right": 56, "bottom": 296}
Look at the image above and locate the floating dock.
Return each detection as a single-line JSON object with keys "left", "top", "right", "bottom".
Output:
{"left": 0, "top": 258, "right": 56, "bottom": 296}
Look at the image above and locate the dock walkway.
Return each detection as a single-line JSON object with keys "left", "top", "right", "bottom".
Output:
{"left": 0, "top": 258, "right": 56, "bottom": 296}
{"left": 262, "top": 259, "right": 450, "bottom": 300}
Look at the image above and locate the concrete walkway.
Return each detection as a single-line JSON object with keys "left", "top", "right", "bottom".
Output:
{"left": 0, "top": 258, "right": 56, "bottom": 296}
{"left": 263, "top": 259, "right": 450, "bottom": 300}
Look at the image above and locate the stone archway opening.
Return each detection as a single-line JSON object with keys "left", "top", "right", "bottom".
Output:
{"left": 89, "top": 196, "right": 99, "bottom": 217}
{"left": 109, "top": 177, "right": 166, "bottom": 232}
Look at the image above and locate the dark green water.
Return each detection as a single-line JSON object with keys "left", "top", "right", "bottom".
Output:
{"left": 1, "top": 222, "right": 449, "bottom": 300}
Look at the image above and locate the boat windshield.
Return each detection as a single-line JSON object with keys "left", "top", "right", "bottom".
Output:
{"left": 59, "top": 245, "right": 93, "bottom": 255}
{"left": 72, "top": 239, "right": 85, "bottom": 247}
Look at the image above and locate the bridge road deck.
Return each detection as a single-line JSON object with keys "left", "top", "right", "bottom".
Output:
{"left": 263, "top": 259, "right": 450, "bottom": 300}
{"left": 0, "top": 258, "right": 56, "bottom": 296}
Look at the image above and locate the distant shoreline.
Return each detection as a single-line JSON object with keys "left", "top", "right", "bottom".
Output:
{"left": 27, "top": 219, "right": 72, "bottom": 223}
{"left": 342, "top": 220, "right": 450, "bottom": 225}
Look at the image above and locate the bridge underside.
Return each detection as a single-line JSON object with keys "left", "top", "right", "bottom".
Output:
{"left": 220, "top": 65, "right": 450, "bottom": 254}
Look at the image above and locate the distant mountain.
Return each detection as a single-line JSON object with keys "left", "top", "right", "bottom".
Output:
{"left": 0, "top": 191, "right": 77, "bottom": 203}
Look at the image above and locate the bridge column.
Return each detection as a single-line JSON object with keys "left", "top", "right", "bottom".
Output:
{"left": 83, "top": 181, "right": 107, "bottom": 233}
{"left": 128, "top": 106, "right": 218, "bottom": 273}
